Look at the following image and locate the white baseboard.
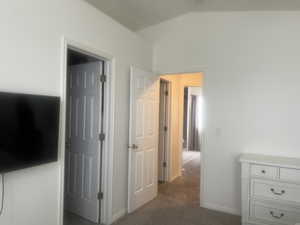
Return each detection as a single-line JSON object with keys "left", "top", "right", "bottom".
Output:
{"left": 169, "top": 174, "right": 179, "bottom": 182}
{"left": 169, "top": 170, "right": 181, "bottom": 182}
{"left": 111, "top": 208, "right": 126, "bottom": 224}
{"left": 201, "top": 202, "right": 241, "bottom": 216}
{"left": 169, "top": 175, "right": 177, "bottom": 182}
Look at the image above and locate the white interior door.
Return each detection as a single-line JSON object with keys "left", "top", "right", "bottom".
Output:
{"left": 128, "top": 66, "right": 160, "bottom": 213}
{"left": 65, "top": 61, "right": 103, "bottom": 223}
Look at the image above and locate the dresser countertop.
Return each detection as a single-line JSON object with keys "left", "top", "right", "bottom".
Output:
{"left": 240, "top": 153, "right": 300, "bottom": 170}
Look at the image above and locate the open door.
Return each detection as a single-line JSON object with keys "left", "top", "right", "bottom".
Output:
{"left": 65, "top": 61, "right": 103, "bottom": 223}
{"left": 128, "top": 66, "right": 160, "bottom": 213}
{"left": 158, "top": 79, "right": 170, "bottom": 183}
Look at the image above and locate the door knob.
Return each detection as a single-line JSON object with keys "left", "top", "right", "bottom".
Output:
{"left": 128, "top": 144, "right": 138, "bottom": 149}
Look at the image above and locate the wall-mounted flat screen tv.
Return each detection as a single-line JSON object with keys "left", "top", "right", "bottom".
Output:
{"left": 0, "top": 92, "right": 60, "bottom": 173}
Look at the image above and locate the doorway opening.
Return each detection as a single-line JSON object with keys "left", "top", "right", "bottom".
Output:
{"left": 182, "top": 86, "right": 202, "bottom": 167}
{"left": 157, "top": 73, "right": 203, "bottom": 207}
{"left": 127, "top": 68, "right": 204, "bottom": 222}
{"left": 63, "top": 47, "right": 107, "bottom": 225}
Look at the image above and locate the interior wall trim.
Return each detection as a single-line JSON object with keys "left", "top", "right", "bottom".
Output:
{"left": 111, "top": 208, "right": 126, "bottom": 224}
{"left": 201, "top": 202, "right": 241, "bottom": 216}
{"left": 59, "top": 36, "right": 116, "bottom": 225}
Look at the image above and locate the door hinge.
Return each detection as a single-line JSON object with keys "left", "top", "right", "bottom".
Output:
{"left": 97, "top": 192, "right": 104, "bottom": 200}
{"left": 99, "top": 74, "right": 107, "bottom": 83}
{"left": 99, "top": 133, "right": 105, "bottom": 142}
{"left": 65, "top": 140, "right": 71, "bottom": 149}
{"left": 163, "top": 162, "right": 167, "bottom": 167}
{"left": 164, "top": 126, "right": 168, "bottom": 132}
{"left": 165, "top": 91, "right": 168, "bottom": 96}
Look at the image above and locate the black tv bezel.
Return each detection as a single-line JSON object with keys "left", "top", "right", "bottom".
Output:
{"left": 0, "top": 91, "right": 60, "bottom": 173}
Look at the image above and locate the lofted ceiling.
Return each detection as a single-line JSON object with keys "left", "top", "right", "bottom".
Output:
{"left": 85, "top": 0, "right": 300, "bottom": 31}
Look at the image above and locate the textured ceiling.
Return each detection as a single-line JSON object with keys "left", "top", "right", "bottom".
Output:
{"left": 85, "top": 0, "right": 300, "bottom": 31}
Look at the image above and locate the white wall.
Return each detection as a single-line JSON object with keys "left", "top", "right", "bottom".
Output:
{"left": 0, "top": 1, "right": 152, "bottom": 224}
{"left": 139, "top": 11, "right": 300, "bottom": 215}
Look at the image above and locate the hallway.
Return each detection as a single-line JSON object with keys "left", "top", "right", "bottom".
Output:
{"left": 113, "top": 154, "right": 241, "bottom": 225}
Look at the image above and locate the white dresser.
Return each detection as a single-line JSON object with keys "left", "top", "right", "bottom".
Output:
{"left": 240, "top": 154, "right": 300, "bottom": 225}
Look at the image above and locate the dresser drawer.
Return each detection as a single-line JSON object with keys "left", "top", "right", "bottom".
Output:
{"left": 250, "top": 200, "right": 300, "bottom": 225}
{"left": 251, "top": 164, "right": 278, "bottom": 179}
{"left": 280, "top": 168, "right": 300, "bottom": 183}
{"left": 252, "top": 179, "right": 300, "bottom": 204}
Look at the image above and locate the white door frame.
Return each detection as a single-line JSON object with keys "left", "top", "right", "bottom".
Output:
{"left": 59, "top": 37, "right": 115, "bottom": 225}
{"left": 158, "top": 78, "right": 172, "bottom": 182}
{"left": 155, "top": 66, "right": 208, "bottom": 209}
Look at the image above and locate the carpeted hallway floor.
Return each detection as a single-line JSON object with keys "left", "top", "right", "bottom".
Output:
{"left": 113, "top": 153, "right": 241, "bottom": 225}
{"left": 64, "top": 153, "right": 241, "bottom": 225}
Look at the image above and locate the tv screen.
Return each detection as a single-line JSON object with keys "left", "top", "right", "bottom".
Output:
{"left": 0, "top": 92, "right": 60, "bottom": 173}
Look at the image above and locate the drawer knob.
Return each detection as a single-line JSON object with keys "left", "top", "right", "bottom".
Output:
{"left": 261, "top": 170, "right": 266, "bottom": 174}
{"left": 270, "top": 211, "right": 284, "bottom": 219}
{"left": 270, "top": 188, "right": 286, "bottom": 195}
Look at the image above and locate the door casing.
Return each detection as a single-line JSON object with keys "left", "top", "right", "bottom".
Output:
{"left": 59, "top": 37, "right": 116, "bottom": 225}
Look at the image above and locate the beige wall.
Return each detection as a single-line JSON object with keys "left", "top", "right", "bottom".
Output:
{"left": 160, "top": 73, "right": 203, "bottom": 180}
